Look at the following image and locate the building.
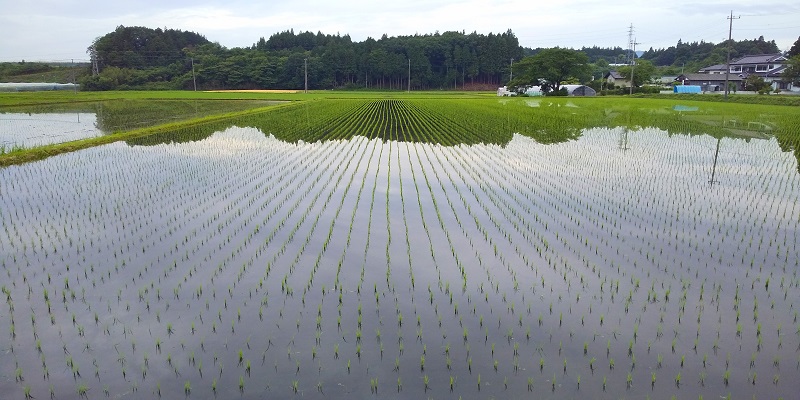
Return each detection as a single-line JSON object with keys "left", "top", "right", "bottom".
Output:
{"left": 674, "top": 74, "right": 743, "bottom": 92}
{"left": 604, "top": 71, "right": 630, "bottom": 88}
{"left": 698, "top": 64, "right": 727, "bottom": 74}
{"left": 698, "top": 53, "right": 794, "bottom": 91}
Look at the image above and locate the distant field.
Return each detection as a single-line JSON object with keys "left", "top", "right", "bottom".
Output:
{"left": 0, "top": 66, "right": 87, "bottom": 84}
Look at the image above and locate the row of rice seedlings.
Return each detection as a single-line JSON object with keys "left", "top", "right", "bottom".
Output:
{"left": 2, "top": 101, "right": 799, "bottom": 398}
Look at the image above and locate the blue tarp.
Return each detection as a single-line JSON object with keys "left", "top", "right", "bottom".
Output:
{"left": 674, "top": 85, "right": 701, "bottom": 94}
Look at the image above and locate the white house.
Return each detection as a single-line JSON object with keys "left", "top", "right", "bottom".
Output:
{"left": 698, "top": 53, "right": 795, "bottom": 91}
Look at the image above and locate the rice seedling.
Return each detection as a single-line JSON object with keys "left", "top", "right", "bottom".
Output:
{"left": 2, "top": 96, "right": 799, "bottom": 398}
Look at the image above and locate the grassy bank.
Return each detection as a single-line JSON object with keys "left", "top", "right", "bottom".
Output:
{"left": 635, "top": 92, "right": 800, "bottom": 106}
{"left": 0, "top": 89, "right": 494, "bottom": 107}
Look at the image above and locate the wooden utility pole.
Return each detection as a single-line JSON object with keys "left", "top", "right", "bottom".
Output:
{"left": 304, "top": 58, "right": 308, "bottom": 94}
{"left": 724, "top": 11, "right": 740, "bottom": 99}
{"left": 408, "top": 58, "right": 411, "bottom": 92}
{"left": 191, "top": 58, "right": 197, "bottom": 91}
{"left": 71, "top": 59, "right": 77, "bottom": 93}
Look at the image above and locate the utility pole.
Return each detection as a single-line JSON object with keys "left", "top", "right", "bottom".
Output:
{"left": 71, "top": 59, "right": 77, "bottom": 93}
{"left": 304, "top": 58, "right": 308, "bottom": 94}
{"left": 509, "top": 58, "right": 513, "bottom": 82}
{"left": 407, "top": 58, "right": 411, "bottom": 92}
{"left": 629, "top": 38, "right": 640, "bottom": 95}
{"left": 191, "top": 57, "right": 197, "bottom": 91}
{"left": 627, "top": 24, "right": 635, "bottom": 65}
{"left": 724, "top": 11, "right": 740, "bottom": 99}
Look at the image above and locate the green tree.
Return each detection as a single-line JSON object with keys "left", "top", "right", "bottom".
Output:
{"left": 508, "top": 48, "right": 590, "bottom": 93}
{"left": 781, "top": 55, "right": 800, "bottom": 85}
{"left": 790, "top": 37, "right": 800, "bottom": 57}
{"left": 744, "top": 75, "right": 769, "bottom": 91}
{"left": 617, "top": 59, "right": 656, "bottom": 88}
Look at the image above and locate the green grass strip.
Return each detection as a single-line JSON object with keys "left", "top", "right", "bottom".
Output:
{"left": 0, "top": 101, "right": 300, "bottom": 167}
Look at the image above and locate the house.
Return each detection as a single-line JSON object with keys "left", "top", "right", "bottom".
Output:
{"left": 698, "top": 64, "right": 727, "bottom": 74}
{"left": 698, "top": 53, "right": 794, "bottom": 91}
{"left": 674, "top": 74, "right": 743, "bottom": 92}
{"left": 604, "top": 71, "right": 630, "bottom": 88}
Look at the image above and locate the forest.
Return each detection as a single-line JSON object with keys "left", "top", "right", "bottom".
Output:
{"left": 82, "top": 26, "right": 522, "bottom": 91}
{"left": 74, "top": 26, "right": 793, "bottom": 91}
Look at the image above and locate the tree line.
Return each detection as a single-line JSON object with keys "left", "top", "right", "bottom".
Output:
{"left": 82, "top": 26, "right": 523, "bottom": 91}
{"left": 78, "top": 26, "right": 797, "bottom": 91}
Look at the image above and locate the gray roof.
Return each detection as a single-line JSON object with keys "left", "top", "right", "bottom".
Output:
{"left": 698, "top": 53, "right": 788, "bottom": 74}
{"left": 605, "top": 70, "right": 624, "bottom": 79}
{"left": 676, "top": 73, "right": 743, "bottom": 82}
{"left": 699, "top": 64, "right": 726, "bottom": 72}
{"left": 765, "top": 65, "right": 788, "bottom": 77}
{"left": 732, "top": 53, "right": 785, "bottom": 65}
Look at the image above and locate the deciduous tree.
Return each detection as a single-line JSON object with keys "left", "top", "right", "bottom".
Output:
{"left": 508, "top": 48, "right": 590, "bottom": 93}
{"left": 617, "top": 59, "right": 656, "bottom": 88}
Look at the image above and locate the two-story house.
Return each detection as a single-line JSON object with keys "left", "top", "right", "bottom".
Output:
{"left": 698, "top": 53, "right": 793, "bottom": 91}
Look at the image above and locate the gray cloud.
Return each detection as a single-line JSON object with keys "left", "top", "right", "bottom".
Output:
{"left": 1, "top": 0, "right": 797, "bottom": 62}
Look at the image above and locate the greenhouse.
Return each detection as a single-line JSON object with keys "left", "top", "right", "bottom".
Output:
{"left": 0, "top": 82, "right": 79, "bottom": 92}
{"left": 561, "top": 84, "right": 596, "bottom": 96}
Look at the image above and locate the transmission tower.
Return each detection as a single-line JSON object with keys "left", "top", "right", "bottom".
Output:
{"left": 627, "top": 24, "right": 635, "bottom": 65}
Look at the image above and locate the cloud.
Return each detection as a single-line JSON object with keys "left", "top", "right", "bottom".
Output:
{"left": 1, "top": 0, "right": 798, "bottom": 61}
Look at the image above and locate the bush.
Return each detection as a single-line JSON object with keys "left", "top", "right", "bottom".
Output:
{"left": 547, "top": 87, "right": 568, "bottom": 97}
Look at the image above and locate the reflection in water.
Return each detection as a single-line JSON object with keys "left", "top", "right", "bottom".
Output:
{"left": 709, "top": 137, "right": 722, "bottom": 187}
{"left": 0, "top": 112, "right": 100, "bottom": 148}
{"left": 125, "top": 98, "right": 800, "bottom": 175}
{"left": 0, "top": 100, "right": 276, "bottom": 148}
{"left": 1, "top": 125, "right": 798, "bottom": 399}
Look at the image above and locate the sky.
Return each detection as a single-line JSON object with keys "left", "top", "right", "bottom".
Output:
{"left": 1, "top": 0, "right": 798, "bottom": 62}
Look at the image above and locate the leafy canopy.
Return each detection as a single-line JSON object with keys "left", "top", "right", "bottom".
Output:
{"left": 789, "top": 36, "right": 800, "bottom": 57}
{"left": 616, "top": 59, "right": 657, "bottom": 88}
{"left": 783, "top": 55, "right": 800, "bottom": 85}
{"left": 508, "top": 48, "right": 590, "bottom": 93}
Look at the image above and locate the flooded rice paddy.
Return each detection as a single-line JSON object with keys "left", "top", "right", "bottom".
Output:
{"left": 1, "top": 99, "right": 799, "bottom": 399}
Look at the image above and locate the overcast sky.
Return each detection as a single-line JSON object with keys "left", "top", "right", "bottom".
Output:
{"left": 1, "top": 0, "right": 798, "bottom": 62}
